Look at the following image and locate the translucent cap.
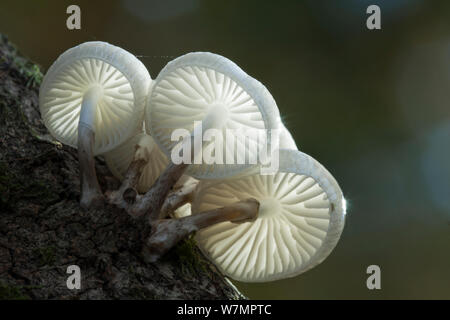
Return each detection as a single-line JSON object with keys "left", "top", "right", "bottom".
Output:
{"left": 192, "top": 149, "right": 346, "bottom": 282}
{"left": 146, "top": 52, "right": 281, "bottom": 179}
{"left": 39, "top": 41, "right": 152, "bottom": 155}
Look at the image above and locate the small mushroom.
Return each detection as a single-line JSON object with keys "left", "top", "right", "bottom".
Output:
{"left": 39, "top": 42, "right": 151, "bottom": 209}
{"left": 192, "top": 149, "right": 346, "bottom": 282}
{"left": 147, "top": 52, "right": 281, "bottom": 179}
{"left": 136, "top": 52, "right": 281, "bottom": 219}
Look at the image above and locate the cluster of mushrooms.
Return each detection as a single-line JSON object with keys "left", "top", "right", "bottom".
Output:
{"left": 39, "top": 42, "right": 346, "bottom": 283}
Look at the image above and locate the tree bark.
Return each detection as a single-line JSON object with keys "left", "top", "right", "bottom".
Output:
{"left": 0, "top": 34, "right": 245, "bottom": 300}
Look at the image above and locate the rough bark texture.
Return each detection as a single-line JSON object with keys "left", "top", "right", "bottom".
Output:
{"left": 0, "top": 34, "right": 244, "bottom": 300}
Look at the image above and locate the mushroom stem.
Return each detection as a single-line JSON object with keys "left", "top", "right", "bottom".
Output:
{"left": 106, "top": 136, "right": 154, "bottom": 214}
{"left": 142, "top": 198, "right": 260, "bottom": 263}
{"left": 78, "top": 87, "right": 104, "bottom": 209}
{"left": 160, "top": 178, "right": 199, "bottom": 219}
{"left": 130, "top": 161, "right": 189, "bottom": 219}
{"left": 106, "top": 158, "right": 147, "bottom": 213}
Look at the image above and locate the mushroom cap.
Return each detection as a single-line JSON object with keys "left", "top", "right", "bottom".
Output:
{"left": 104, "top": 132, "right": 169, "bottom": 193}
{"left": 145, "top": 52, "right": 281, "bottom": 179}
{"left": 192, "top": 149, "right": 346, "bottom": 282}
{"left": 279, "top": 123, "right": 298, "bottom": 150}
{"left": 39, "top": 41, "right": 151, "bottom": 155}
{"left": 173, "top": 203, "right": 192, "bottom": 219}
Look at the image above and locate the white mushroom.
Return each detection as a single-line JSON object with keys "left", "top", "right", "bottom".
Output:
{"left": 192, "top": 149, "right": 346, "bottom": 282}
{"left": 147, "top": 52, "right": 281, "bottom": 179}
{"left": 134, "top": 52, "right": 281, "bottom": 219}
{"left": 39, "top": 41, "right": 151, "bottom": 209}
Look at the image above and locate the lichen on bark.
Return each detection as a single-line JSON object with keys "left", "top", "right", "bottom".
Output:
{"left": 0, "top": 34, "right": 245, "bottom": 300}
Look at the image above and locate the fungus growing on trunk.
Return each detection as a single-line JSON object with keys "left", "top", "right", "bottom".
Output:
{"left": 38, "top": 43, "right": 346, "bottom": 280}
{"left": 192, "top": 149, "right": 346, "bottom": 282}
{"left": 39, "top": 41, "right": 151, "bottom": 209}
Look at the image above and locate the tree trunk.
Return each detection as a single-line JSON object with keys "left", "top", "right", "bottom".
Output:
{"left": 0, "top": 34, "right": 244, "bottom": 300}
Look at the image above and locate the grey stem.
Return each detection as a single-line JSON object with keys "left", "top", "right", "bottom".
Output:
{"left": 160, "top": 178, "right": 199, "bottom": 219}
{"left": 142, "top": 198, "right": 260, "bottom": 263}
{"left": 78, "top": 123, "right": 104, "bottom": 209}
{"left": 78, "top": 86, "right": 104, "bottom": 210}
{"left": 129, "top": 161, "right": 189, "bottom": 220}
{"left": 106, "top": 158, "right": 147, "bottom": 214}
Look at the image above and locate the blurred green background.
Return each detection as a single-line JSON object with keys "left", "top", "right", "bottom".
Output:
{"left": 1, "top": 0, "right": 449, "bottom": 299}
